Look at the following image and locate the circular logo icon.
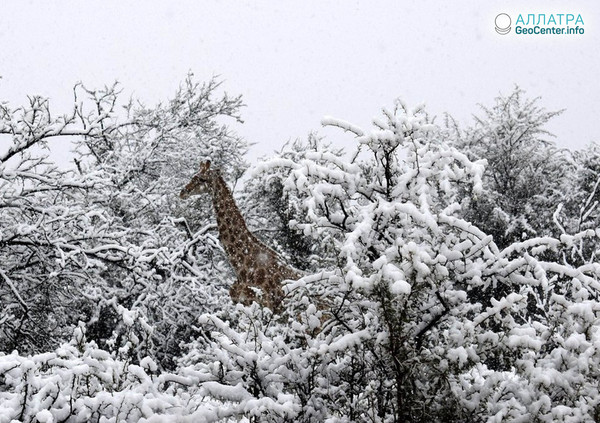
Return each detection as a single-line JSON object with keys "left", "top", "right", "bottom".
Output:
{"left": 495, "top": 13, "right": 511, "bottom": 35}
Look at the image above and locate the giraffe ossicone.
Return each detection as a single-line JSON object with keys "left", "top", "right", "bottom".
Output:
{"left": 180, "top": 160, "right": 300, "bottom": 311}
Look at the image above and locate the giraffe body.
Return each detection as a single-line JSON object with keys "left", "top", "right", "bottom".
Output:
{"left": 180, "top": 161, "right": 299, "bottom": 310}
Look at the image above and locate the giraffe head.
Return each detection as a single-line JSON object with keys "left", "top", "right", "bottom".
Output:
{"left": 180, "top": 161, "right": 214, "bottom": 199}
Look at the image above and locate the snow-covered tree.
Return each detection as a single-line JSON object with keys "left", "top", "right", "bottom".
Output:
{"left": 0, "top": 92, "right": 130, "bottom": 354}
{"left": 183, "top": 100, "right": 486, "bottom": 421}
{"left": 240, "top": 133, "right": 340, "bottom": 272}
{"left": 193, "top": 98, "right": 600, "bottom": 422}
{"left": 3, "top": 83, "right": 600, "bottom": 422}
{"left": 71, "top": 75, "right": 249, "bottom": 368}
{"left": 0, "top": 75, "right": 247, "bottom": 369}
{"left": 562, "top": 142, "right": 600, "bottom": 230}
{"left": 451, "top": 87, "right": 572, "bottom": 249}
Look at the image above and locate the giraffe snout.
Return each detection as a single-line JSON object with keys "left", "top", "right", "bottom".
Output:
{"left": 179, "top": 188, "right": 190, "bottom": 199}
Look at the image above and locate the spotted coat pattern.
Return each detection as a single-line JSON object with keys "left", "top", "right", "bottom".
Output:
{"left": 180, "top": 161, "right": 299, "bottom": 310}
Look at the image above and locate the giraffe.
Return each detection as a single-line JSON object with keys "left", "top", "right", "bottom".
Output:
{"left": 179, "top": 161, "right": 300, "bottom": 311}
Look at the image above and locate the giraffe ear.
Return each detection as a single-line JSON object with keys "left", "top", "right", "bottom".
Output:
{"left": 200, "top": 160, "right": 211, "bottom": 172}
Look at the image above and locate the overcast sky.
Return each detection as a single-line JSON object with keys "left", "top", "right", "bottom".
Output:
{"left": 1, "top": 0, "right": 598, "bottom": 164}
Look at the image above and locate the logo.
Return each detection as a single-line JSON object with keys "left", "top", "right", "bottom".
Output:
{"left": 495, "top": 13, "right": 511, "bottom": 34}
{"left": 498, "top": 13, "right": 585, "bottom": 36}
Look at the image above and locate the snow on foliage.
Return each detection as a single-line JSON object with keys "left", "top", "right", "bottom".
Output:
{"left": 451, "top": 87, "right": 573, "bottom": 249}
{"left": 0, "top": 75, "right": 245, "bottom": 367}
{"left": 2, "top": 82, "right": 600, "bottom": 422}
{"left": 251, "top": 98, "right": 600, "bottom": 421}
{"left": 0, "top": 324, "right": 298, "bottom": 423}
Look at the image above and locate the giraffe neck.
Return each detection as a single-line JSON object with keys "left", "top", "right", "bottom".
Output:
{"left": 210, "top": 174, "right": 265, "bottom": 274}
{"left": 207, "top": 173, "right": 298, "bottom": 310}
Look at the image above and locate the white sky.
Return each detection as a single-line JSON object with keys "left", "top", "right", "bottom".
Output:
{"left": 1, "top": 0, "right": 599, "bottom": 164}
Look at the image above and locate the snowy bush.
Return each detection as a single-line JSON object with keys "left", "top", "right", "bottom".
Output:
{"left": 3, "top": 80, "right": 600, "bottom": 421}
{"left": 0, "top": 75, "right": 245, "bottom": 368}
{"left": 450, "top": 87, "right": 573, "bottom": 248}
{"left": 0, "top": 323, "right": 299, "bottom": 423}
{"left": 246, "top": 99, "right": 600, "bottom": 421}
